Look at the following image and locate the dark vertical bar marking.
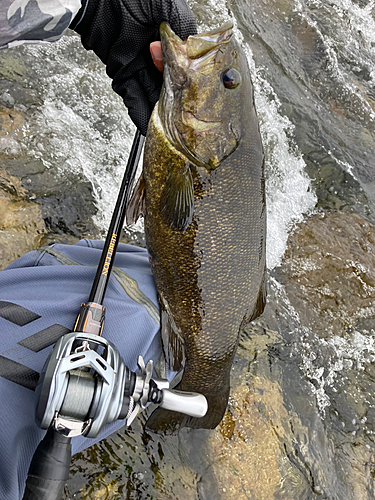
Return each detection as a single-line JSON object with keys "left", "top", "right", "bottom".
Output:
{"left": 0, "top": 301, "right": 40, "bottom": 326}
{"left": 18, "top": 324, "right": 70, "bottom": 352}
{"left": 0, "top": 356, "right": 39, "bottom": 390}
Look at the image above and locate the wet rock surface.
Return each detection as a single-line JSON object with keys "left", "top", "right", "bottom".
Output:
{"left": 0, "top": 165, "right": 45, "bottom": 269}
{"left": 0, "top": 103, "right": 44, "bottom": 268}
{"left": 276, "top": 211, "right": 375, "bottom": 338}
{"left": 0, "top": 69, "right": 101, "bottom": 265}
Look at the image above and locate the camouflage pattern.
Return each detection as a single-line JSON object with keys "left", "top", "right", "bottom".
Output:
{"left": 0, "top": 0, "right": 81, "bottom": 49}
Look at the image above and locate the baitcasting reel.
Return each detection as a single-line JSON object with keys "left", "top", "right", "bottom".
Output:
{"left": 36, "top": 330, "right": 207, "bottom": 439}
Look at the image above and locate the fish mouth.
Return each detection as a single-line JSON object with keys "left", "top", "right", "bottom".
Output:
{"left": 159, "top": 22, "right": 237, "bottom": 169}
{"left": 160, "top": 21, "right": 233, "bottom": 60}
{"left": 182, "top": 111, "right": 221, "bottom": 131}
{"left": 159, "top": 21, "right": 233, "bottom": 83}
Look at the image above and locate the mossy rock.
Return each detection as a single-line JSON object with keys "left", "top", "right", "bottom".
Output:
{"left": 0, "top": 167, "right": 45, "bottom": 269}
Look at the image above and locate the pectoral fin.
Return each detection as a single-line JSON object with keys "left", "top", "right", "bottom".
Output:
{"left": 160, "top": 163, "right": 194, "bottom": 232}
{"left": 126, "top": 174, "right": 145, "bottom": 225}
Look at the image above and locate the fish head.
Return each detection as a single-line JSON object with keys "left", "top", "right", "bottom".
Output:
{"left": 159, "top": 22, "right": 250, "bottom": 170}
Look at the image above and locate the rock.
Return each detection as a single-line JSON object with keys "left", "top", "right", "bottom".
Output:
{"left": 0, "top": 79, "right": 40, "bottom": 109}
{"left": 0, "top": 104, "right": 46, "bottom": 268}
{"left": 1, "top": 92, "right": 14, "bottom": 107}
{"left": 0, "top": 168, "right": 45, "bottom": 269}
{"left": 276, "top": 211, "right": 375, "bottom": 338}
{"left": 0, "top": 105, "right": 27, "bottom": 155}
{"left": 0, "top": 102, "right": 100, "bottom": 247}
{"left": 207, "top": 377, "right": 296, "bottom": 500}
{"left": 0, "top": 54, "right": 27, "bottom": 83}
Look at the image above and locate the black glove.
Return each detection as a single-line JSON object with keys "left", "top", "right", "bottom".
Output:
{"left": 70, "top": 0, "right": 197, "bottom": 136}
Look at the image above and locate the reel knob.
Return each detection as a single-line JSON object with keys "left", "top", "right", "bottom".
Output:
{"left": 160, "top": 389, "right": 208, "bottom": 418}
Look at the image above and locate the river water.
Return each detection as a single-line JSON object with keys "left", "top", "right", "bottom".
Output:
{"left": 1, "top": 0, "right": 375, "bottom": 498}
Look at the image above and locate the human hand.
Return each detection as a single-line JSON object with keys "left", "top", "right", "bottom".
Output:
{"left": 150, "top": 42, "right": 164, "bottom": 73}
{"left": 71, "top": 0, "right": 197, "bottom": 136}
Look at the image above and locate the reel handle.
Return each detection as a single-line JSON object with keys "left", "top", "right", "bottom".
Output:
{"left": 160, "top": 389, "right": 208, "bottom": 418}
{"left": 22, "top": 428, "right": 71, "bottom": 500}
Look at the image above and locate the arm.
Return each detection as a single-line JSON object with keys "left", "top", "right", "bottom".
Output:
{"left": 70, "top": 0, "right": 197, "bottom": 135}
{"left": 0, "top": 0, "right": 82, "bottom": 48}
{"left": 1, "top": 0, "right": 196, "bottom": 139}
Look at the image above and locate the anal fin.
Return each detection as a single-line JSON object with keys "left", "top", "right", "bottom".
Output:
{"left": 161, "top": 307, "right": 185, "bottom": 373}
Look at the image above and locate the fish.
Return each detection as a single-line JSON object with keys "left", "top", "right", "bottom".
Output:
{"left": 128, "top": 21, "right": 266, "bottom": 430}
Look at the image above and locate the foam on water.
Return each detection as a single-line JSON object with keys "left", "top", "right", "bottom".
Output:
{"left": 19, "top": 35, "right": 136, "bottom": 232}
{"left": 298, "top": 325, "right": 375, "bottom": 418}
{"left": 17, "top": 6, "right": 317, "bottom": 268}
{"left": 251, "top": 74, "right": 317, "bottom": 269}
{"left": 270, "top": 276, "right": 375, "bottom": 416}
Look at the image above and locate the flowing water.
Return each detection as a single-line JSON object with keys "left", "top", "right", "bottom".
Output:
{"left": 1, "top": 0, "right": 375, "bottom": 498}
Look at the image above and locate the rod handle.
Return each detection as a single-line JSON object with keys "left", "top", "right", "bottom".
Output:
{"left": 22, "top": 427, "right": 71, "bottom": 500}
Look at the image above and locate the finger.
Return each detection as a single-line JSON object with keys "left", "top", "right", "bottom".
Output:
{"left": 169, "top": 0, "right": 197, "bottom": 40}
{"left": 150, "top": 41, "right": 164, "bottom": 73}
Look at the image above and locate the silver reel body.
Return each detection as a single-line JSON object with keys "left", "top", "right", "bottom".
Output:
{"left": 36, "top": 331, "right": 207, "bottom": 439}
{"left": 36, "top": 332, "right": 129, "bottom": 438}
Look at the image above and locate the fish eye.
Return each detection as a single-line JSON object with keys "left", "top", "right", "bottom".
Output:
{"left": 222, "top": 68, "right": 241, "bottom": 89}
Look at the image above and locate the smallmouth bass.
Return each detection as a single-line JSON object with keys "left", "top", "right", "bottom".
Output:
{"left": 128, "top": 22, "right": 266, "bottom": 430}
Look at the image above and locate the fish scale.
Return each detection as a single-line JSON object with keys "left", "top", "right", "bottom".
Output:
{"left": 129, "top": 22, "right": 266, "bottom": 430}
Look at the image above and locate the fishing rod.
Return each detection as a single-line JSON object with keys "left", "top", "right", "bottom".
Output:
{"left": 22, "top": 130, "right": 207, "bottom": 500}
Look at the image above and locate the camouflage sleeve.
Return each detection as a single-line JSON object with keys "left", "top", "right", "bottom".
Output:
{"left": 0, "top": 0, "right": 82, "bottom": 49}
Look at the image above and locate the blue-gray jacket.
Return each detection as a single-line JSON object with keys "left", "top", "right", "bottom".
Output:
{"left": 0, "top": 240, "right": 164, "bottom": 500}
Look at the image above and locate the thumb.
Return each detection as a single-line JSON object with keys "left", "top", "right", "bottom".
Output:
{"left": 150, "top": 42, "right": 164, "bottom": 73}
